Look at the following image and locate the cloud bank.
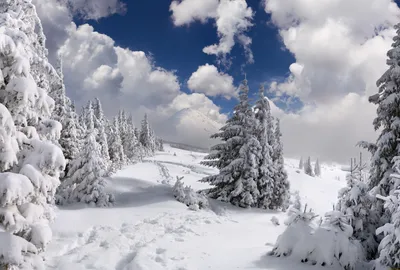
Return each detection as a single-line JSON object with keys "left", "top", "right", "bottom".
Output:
{"left": 264, "top": 0, "right": 400, "bottom": 163}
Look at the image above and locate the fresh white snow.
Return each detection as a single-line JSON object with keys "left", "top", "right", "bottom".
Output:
{"left": 44, "top": 144, "right": 347, "bottom": 270}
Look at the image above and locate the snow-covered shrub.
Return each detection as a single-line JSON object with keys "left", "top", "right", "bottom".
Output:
{"left": 173, "top": 176, "right": 186, "bottom": 200}
{"left": 289, "top": 190, "right": 302, "bottom": 211}
{"left": 173, "top": 176, "right": 209, "bottom": 210}
{"left": 296, "top": 211, "right": 363, "bottom": 269}
{"left": 271, "top": 216, "right": 280, "bottom": 226}
{"left": 271, "top": 205, "right": 318, "bottom": 257}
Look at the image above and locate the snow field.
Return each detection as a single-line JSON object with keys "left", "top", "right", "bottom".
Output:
{"left": 45, "top": 144, "right": 347, "bottom": 269}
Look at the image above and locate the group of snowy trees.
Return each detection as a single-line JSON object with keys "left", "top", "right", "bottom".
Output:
{"left": 0, "top": 1, "right": 164, "bottom": 268}
{"left": 299, "top": 157, "right": 321, "bottom": 177}
{"left": 55, "top": 98, "right": 163, "bottom": 206}
{"left": 273, "top": 23, "right": 400, "bottom": 270}
{"left": 201, "top": 80, "right": 290, "bottom": 210}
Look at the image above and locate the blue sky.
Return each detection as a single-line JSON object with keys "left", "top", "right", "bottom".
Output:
{"left": 80, "top": 0, "right": 295, "bottom": 114}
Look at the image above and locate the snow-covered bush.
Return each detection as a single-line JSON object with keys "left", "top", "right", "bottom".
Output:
{"left": 296, "top": 211, "right": 363, "bottom": 269}
{"left": 289, "top": 190, "right": 302, "bottom": 211}
{"left": 271, "top": 216, "right": 280, "bottom": 226}
{"left": 173, "top": 177, "right": 209, "bottom": 210}
{"left": 272, "top": 206, "right": 363, "bottom": 269}
{"left": 271, "top": 205, "right": 318, "bottom": 257}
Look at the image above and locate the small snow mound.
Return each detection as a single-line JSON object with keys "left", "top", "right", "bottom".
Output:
{"left": 271, "top": 216, "right": 280, "bottom": 226}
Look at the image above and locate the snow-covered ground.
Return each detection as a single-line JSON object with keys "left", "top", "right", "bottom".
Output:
{"left": 44, "top": 144, "right": 347, "bottom": 270}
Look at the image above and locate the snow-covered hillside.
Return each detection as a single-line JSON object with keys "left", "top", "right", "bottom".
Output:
{"left": 44, "top": 144, "right": 347, "bottom": 270}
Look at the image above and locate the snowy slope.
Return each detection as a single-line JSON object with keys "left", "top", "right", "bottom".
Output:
{"left": 44, "top": 144, "right": 347, "bottom": 270}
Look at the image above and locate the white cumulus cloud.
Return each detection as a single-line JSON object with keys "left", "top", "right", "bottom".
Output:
{"left": 170, "top": 0, "right": 254, "bottom": 64}
{"left": 170, "top": 0, "right": 218, "bottom": 26}
{"left": 263, "top": 0, "right": 400, "bottom": 163}
{"left": 188, "top": 64, "right": 237, "bottom": 99}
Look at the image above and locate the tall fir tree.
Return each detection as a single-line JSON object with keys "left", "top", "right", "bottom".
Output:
{"left": 50, "top": 55, "right": 79, "bottom": 167}
{"left": 270, "top": 119, "right": 290, "bottom": 209}
{"left": 109, "top": 116, "right": 126, "bottom": 169}
{"left": 357, "top": 22, "right": 400, "bottom": 260}
{"left": 140, "top": 114, "right": 156, "bottom": 155}
{"left": 124, "top": 113, "right": 139, "bottom": 161}
{"left": 201, "top": 79, "right": 261, "bottom": 208}
{"left": 0, "top": 1, "right": 66, "bottom": 267}
{"left": 68, "top": 131, "right": 113, "bottom": 207}
{"left": 314, "top": 158, "right": 321, "bottom": 177}
{"left": 337, "top": 159, "right": 378, "bottom": 259}
{"left": 254, "top": 84, "right": 276, "bottom": 209}
{"left": 299, "top": 157, "right": 304, "bottom": 169}
{"left": 304, "top": 156, "right": 314, "bottom": 176}
{"left": 92, "top": 98, "right": 110, "bottom": 170}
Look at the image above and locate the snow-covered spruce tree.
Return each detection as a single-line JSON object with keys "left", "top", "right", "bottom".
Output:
{"left": 270, "top": 119, "right": 290, "bottom": 210}
{"left": 356, "top": 22, "right": 400, "bottom": 260}
{"left": 375, "top": 189, "right": 400, "bottom": 269}
{"left": 374, "top": 156, "right": 400, "bottom": 268}
{"left": 92, "top": 98, "right": 110, "bottom": 171}
{"left": 304, "top": 156, "right": 314, "bottom": 176}
{"left": 139, "top": 113, "right": 156, "bottom": 155}
{"left": 156, "top": 138, "right": 164, "bottom": 151}
{"left": 254, "top": 84, "right": 276, "bottom": 209}
{"left": 0, "top": 1, "right": 66, "bottom": 268}
{"left": 109, "top": 116, "right": 126, "bottom": 170}
{"left": 118, "top": 109, "right": 128, "bottom": 154}
{"left": 314, "top": 159, "right": 321, "bottom": 177}
{"left": 122, "top": 113, "right": 139, "bottom": 161}
{"left": 149, "top": 129, "right": 157, "bottom": 153}
{"left": 299, "top": 157, "right": 304, "bottom": 169}
{"left": 60, "top": 129, "right": 113, "bottom": 207}
{"left": 336, "top": 164, "right": 378, "bottom": 259}
{"left": 200, "top": 79, "right": 261, "bottom": 208}
{"left": 134, "top": 126, "right": 140, "bottom": 143}
{"left": 50, "top": 55, "right": 80, "bottom": 176}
